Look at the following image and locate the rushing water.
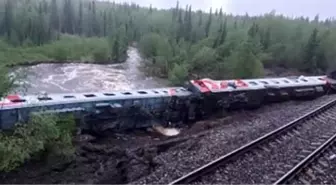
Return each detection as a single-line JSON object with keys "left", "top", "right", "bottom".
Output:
{"left": 13, "top": 47, "right": 168, "bottom": 94}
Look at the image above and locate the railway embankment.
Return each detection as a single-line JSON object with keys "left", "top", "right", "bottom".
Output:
{"left": 2, "top": 95, "right": 336, "bottom": 184}
{"left": 131, "top": 94, "right": 336, "bottom": 184}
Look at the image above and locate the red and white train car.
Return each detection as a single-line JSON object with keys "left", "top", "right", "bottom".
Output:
{"left": 188, "top": 75, "right": 333, "bottom": 111}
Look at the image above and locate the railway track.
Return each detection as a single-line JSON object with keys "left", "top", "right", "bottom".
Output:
{"left": 168, "top": 99, "right": 336, "bottom": 185}
{"left": 275, "top": 132, "right": 336, "bottom": 184}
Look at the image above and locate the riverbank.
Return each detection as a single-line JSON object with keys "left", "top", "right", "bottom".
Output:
{"left": 0, "top": 35, "right": 128, "bottom": 67}
{"left": 5, "top": 58, "right": 127, "bottom": 67}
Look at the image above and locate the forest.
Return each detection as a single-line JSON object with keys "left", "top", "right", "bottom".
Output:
{"left": 0, "top": 0, "right": 335, "bottom": 85}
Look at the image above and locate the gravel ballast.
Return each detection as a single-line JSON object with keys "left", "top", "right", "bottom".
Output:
{"left": 131, "top": 95, "right": 336, "bottom": 184}
{"left": 291, "top": 142, "right": 336, "bottom": 184}
{"left": 195, "top": 107, "right": 336, "bottom": 184}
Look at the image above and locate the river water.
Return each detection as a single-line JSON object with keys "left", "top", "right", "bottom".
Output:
{"left": 13, "top": 47, "right": 168, "bottom": 94}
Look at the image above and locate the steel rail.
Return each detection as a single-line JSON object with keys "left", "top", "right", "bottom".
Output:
{"left": 168, "top": 99, "right": 336, "bottom": 185}
{"left": 274, "top": 132, "right": 336, "bottom": 184}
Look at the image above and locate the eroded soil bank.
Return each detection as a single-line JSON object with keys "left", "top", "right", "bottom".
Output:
{"left": 0, "top": 117, "right": 226, "bottom": 184}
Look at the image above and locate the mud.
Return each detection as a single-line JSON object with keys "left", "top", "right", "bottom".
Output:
{"left": 0, "top": 118, "right": 226, "bottom": 184}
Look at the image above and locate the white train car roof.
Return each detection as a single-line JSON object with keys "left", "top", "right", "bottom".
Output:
{"left": 191, "top": 75, "right": 328, "bottom": 93}
{"left": 0, "top": 87, "right": 191, "bottom": 110}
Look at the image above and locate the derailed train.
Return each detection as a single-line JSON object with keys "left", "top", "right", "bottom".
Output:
{"left": 1, "top": 73, "right": 336, "bottom": 135}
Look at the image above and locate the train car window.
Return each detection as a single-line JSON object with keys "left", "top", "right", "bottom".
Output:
{"left": 10, "top": 99, "right": 26, "bottom": 103}
{"left": 122, "top": 92, "right": 132, "bottom": 95}
{"left": 137, "top": 91, "right": 147, "bottom": 94}
{"left": 260, "top": 81, "right": 269, "bottom": 84}
{"left": 103, "top": 93, "right": 115, "bottom": 96}
{"left": 153, "top": 90, "right": 159, "bottom": 94}
{"left": 271, "top": 80, "right": 280, "bottom": 84}
{"left": 64, "top": 95, "right": 75, "bottom": 98}
{"left": 318, "top": 78, "right": 324, "bottom": 81}
{"left": 84, "top": 94, "right": 96, "bottom": 98}
{"left": 248, "top": 81, "right": 258, "bottom": 85}
{"left": 283, "top": 80, "right": 290, "bottom": 83}
{"left": 38, "top": 97, "right": 52, "bottom": 101}
{"left": 300, "top": 79, "right": 308, "bottom": 82}
{"left": 163, "top": 90, "right": 168, "bottom": 94}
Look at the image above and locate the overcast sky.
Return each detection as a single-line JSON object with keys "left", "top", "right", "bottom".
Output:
{"left": 109, "top": 0, "right": 336, "bottom": 20}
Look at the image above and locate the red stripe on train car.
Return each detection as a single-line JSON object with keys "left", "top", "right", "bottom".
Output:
{"left": 169, "top": 89, "right": 176, "bottom": 96}
{"left": 220, "top": 81, "right": 228, "bottom": 89}
{"left": 193, "top": 80, "right": 211, "bottom": 93}
{"left": 0, "top": 95, "right": 24, "bottom": 107}
{"left": 6, "top": 95, "right": 21, "bottom": 101}
{"left": 235, "top": 79, "right": 248, "bottom": 87}
{"left": 201, "top": 79, "right": 219, "bottom": 90}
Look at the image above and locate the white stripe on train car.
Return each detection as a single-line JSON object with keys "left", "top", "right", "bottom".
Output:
{"left": 0, "top": 87, "right": 192, "bottom": 110}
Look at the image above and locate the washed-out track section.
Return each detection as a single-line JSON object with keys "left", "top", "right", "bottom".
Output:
{"left": 169, "top": 99, "right": 336, "bottom": 185}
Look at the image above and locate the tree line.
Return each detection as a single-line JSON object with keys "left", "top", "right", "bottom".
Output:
{"left": 0, "top": 0, "right": 134, "bottom": 62}
{"left": 0, "top": 0, "right": 336, "bottom": 84}
{"left": 138, "top": 3, "right": 336, "bottom": 84}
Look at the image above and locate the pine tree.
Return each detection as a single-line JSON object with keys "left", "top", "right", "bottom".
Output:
{"left": 2, "top": 0, "right": 14, "bottom": 39}
{"left": 205, "top": 8, "right": 212, "bottom": 37}
{"left": 303, "top": 28, "right": 320, "bottom": 73}
{"left": 50, "top": 0, "right": 59, "bottom": 31}
{"left": 62, "top": 0, "right": 75, "bottom": 34}
{"left": 76, "top": 1, "right": 83, "bottom": 35}
{"left": 91, "top": 0, "right": 100, "bottom": 36}
{"left": 261, "top": 27, "right": 271, "bottom": 50}
{"left": 231, "top": 41, "right": 264, "bottom": 78}
{"left": 219, "top": 19, "right": 227, "bottom": 45}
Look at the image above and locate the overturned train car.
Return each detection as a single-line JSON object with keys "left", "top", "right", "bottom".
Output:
{"left": 0, "top": 74, "right": 335, "bottom": 134}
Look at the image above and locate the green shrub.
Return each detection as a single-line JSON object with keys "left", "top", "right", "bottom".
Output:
{"left": 92, "top": 48, "right": 108, "bottom": 62}
{"left": 0, "top": 113, "right": 76, "bottom": 172}
{"left": 0, "top": 35, "right": 112, "bottom": 65}
{"left": 168, "top": 63, "right": 189, "bottom": 85}
{"left": 52, "top": 46, "right": 68, "bottom": 61}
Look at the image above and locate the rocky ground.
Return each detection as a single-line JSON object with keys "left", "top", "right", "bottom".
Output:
{"left": 132, "top": 94, "right": 336, "bottom": 184}
{"left": 1, "top": 95, "right": 336, "bottom": 184}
